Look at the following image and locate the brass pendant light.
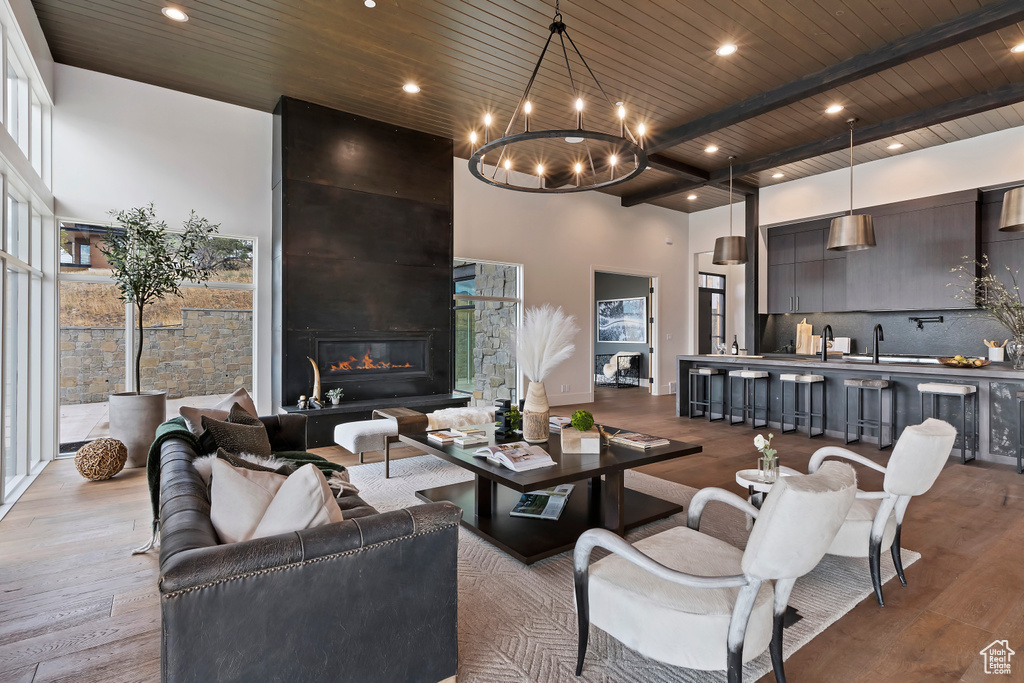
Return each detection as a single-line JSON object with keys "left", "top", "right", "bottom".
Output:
{"left": 998, "top": 186, "right": 1024, "bottom": 232}
{"left": 827, "top": 119, "right": 876, "bottom": 252}
{"left": 712, "top": 157, "right": 748, "bottom": 265}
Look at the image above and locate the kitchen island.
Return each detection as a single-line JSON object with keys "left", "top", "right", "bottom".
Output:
{"left": 676, "top": 354, "right": 1023, "bottom": 465}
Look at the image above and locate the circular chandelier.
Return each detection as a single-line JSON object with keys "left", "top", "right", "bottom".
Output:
{"left": 467, "top": 0, "right": 648, "bottom": 193}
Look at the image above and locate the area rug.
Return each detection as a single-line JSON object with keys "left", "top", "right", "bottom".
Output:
{"left": 348, "top": 455, "right": 920, "bottom": 683}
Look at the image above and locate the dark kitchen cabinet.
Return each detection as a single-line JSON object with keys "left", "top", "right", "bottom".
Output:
{"left": 794, "top": 229, "right": 825, "bottom": 262}
{"left": 768, "top": 233, "right": 795, "bottom": 265}
{"left": 768, "top": 264, "right": 795, "bottom": 313}
{"left": 794, "top": 261, "right": 824, "bottom": 312}
{"left": 822, "top": 258, "right": 847, "bottom": 311}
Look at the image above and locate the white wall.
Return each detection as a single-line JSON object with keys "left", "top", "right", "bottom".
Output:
{"left": 454, "top": 161, "right": 689, "bottom": 403}
{"left": 690, "top": 123, "right": 1024, "bottom": 313}
{"left": 52, "top": 65, "right": 275, "bottom": 412}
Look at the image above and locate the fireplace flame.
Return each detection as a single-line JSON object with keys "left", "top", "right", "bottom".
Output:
{"left": 329, "top": 352, "right": 414, "bottom": 372}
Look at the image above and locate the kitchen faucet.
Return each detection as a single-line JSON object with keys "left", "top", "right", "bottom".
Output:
{"left": 872, "top": 324, "right": 884, "bottom": 364}
{"left": 821, "top": 325, "right": 835, "bottom": 362}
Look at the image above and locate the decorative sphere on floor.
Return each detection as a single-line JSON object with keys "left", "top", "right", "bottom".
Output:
{"left": 75, "top": 438, "right": 128, "bottom": 481}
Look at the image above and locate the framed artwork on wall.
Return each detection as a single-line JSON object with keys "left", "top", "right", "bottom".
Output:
{"left": 597, "top": 297, "right": 647, "bottom": 344}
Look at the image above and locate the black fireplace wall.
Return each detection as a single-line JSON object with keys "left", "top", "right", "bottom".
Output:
{"left": 272, "top": 97, "right": 454, "bottom": 407}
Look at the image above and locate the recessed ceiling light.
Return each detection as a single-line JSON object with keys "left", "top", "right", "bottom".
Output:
{"left": 704, "top": 145, "right": 719, "bottom": 153}
{"left": 887, "top": 142, "right": 903, "bottom": 150}
{"left": 687, "top": 194, "right": 698, "bottom": 200}
{"left": 772, "top": 172, "right": 784, "bottom": 179}
{"left": 161, "top": 6, "right": 188, "bottom": 21}
{"left": 364, "top": 0, "right": 376, "bottom": 6}
{"left": 402, "top": 83, "right": 420, "bottom": 93}
{"left": 1011, "top": 42, "right": 1024, "bottom": 54}
{"left": 716, "top": 44, "right": 738, "bottom": 57}
{"left": 825, "top": 104, "right": 844, "bottom": 114}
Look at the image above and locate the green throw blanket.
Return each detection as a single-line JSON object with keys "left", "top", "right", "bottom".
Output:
{"left": 143, "top": 417, "right": 347, "bottom": 539}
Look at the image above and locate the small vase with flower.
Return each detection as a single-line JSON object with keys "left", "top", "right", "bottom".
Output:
{"left": 754, "top": 433, "right": 778, "bottom": 484}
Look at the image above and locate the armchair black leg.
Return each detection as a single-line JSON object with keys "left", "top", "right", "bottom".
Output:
{"left": 769, "top": 612, "right": 787, "bottom": 683}
{"left": 891, "top": 524, "right": 906, "bottom": 586}
{"left": 869, "top": 536, "right": 885, "bottom": 606}
{"left": 574, "top": 571, "right": 590, "bottom": 676}
{"left": 727, "top": 644, "right": 743, "bottom": 683}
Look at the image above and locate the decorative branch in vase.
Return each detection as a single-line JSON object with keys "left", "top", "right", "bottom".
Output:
{"left": 951, "top": 255, "right": 1024, "bottom": 369}
{"left": 515, "top": 304, "right": 579, "bottom": 444}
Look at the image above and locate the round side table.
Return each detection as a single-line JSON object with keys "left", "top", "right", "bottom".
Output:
{"left": 735, "top": 466, "right": 802, "bottom": 508}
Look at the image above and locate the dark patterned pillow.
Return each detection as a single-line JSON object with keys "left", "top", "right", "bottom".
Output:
{"left": 201, "top": 415, "right": 272, "bottom": 457}
{"left": 227, "top": 402, "right": 264, "bottom": 427}
{"left": 216, "top": 448, "right": 294, "bottom": 476}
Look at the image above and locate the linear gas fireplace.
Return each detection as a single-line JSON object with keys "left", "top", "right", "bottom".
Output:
{"left": 316, "top": 336, "right": 431, "bottom": 383}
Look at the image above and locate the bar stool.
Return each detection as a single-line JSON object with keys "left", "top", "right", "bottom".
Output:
{"left": 727, "top": 369, "right": 769, "bottom": 429}
{"left": 781, "top": 373, "right": 826, "bottom": 438}
{"left": 844, "top": 378, "right": 895, "bottom": 450}
{"left": 688, "top": 367, "right": 724, "bottom": 421}
{"left": 917, "top": 382, "right": 977, "bottom": 464}
{"left": 1016, "top": 391, "right": 1023, "bottom": 475}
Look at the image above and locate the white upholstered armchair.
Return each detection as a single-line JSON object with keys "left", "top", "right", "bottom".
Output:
{"left": 573, "top": 461, "right": 856, "bottom": 683}
{"left": 807, "top": 418, "right": 956, "bottom": 606}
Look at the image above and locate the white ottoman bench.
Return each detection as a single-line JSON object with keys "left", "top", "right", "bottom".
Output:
{"left": 334, "top": 420, "right": 398, "bottom": 473}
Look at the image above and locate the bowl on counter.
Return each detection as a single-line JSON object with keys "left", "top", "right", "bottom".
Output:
{"left": 938, "top": 357, "right": 991, "bottom": 369}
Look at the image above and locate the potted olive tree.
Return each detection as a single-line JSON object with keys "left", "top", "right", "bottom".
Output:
{"left": 103, "top": 205, "right": 218, "bottom": 467}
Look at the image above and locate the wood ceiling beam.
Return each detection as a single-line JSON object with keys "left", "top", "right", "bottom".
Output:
{"left": 645, "top": 0, "right": 1024, "bottom": 155}
{"left": 708, "top": 80, "right": 1024, "bottom": 183}
{"left": 624, "top": 79, "right": 1024, "bottom": 207}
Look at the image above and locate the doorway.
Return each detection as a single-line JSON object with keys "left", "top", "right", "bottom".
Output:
{"left": 698, "top": 272, "right": 726, "bottom": 354}
{"left": 593, "top": 271, "right": 654, "bottom": 399}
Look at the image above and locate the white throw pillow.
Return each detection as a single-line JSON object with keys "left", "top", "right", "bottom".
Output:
{"left": 209, "top": 459, "right": 287, "bottom": 544}
{"left": 179, "top": 388, "right": 258, "bottom": 435}
{"left": 251, "top": 464, "right": 344, "bottom": 540}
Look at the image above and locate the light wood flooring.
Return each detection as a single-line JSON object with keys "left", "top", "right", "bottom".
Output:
{"left": 2, "top": 387, "right": 1022, "bottom": 682}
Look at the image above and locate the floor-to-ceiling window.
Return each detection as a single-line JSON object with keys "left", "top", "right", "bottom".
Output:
{"left": 0, "top": 6, "right": 54, "bottom": 510}
{"left": 452, "top": 259, "right": 522, "bottom": 407}
{"left": 56, "top": 223, "right": 255, "bottom": 454}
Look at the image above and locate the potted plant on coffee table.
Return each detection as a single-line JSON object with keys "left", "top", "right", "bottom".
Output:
{"left": 561, "top": 409, "right": 600, "bottom": 453}
{"left": 103, "top": 204, "right": 218, "bottom": 467}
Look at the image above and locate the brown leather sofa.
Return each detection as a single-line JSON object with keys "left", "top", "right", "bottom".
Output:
{"left": 157, "top": 413, "right": 460, "bottom": 683}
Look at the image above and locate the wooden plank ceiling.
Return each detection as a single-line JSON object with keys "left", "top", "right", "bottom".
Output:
{"left": 31, "top": 0, "right": 1024, "bottom": 213}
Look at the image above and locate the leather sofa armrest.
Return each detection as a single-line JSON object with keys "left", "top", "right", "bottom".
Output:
{"left": 260, "top": 413, "right": 308, "bottom": 452}
{"left": 159, "top": 502, "right": 461, "bottom": 594}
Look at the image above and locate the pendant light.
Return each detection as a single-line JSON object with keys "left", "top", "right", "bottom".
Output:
{"left": 827, "top": 118, "right": 876, "bottom": 251}
{"left": 998, "top": 186, "right": 1024, "bottom": 232}
{"left": 712, "top": 157, "right": 748, "bottom": 265}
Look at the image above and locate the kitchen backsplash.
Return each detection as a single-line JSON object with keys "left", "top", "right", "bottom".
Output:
{"left": 761, "top": 309, "right": 1010, "bottom": 357}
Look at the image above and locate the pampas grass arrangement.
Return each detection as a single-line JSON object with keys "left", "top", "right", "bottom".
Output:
{"left": 516, "top": 304, "right": 579, "bottom": 443}
{"left": 517, "top": 304, "right": 580, "bottom": 382}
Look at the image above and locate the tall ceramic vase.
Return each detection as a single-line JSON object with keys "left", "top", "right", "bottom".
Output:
{"left": 109, "top": 391, "right": 167, "bottom": 468}
{"left": 522, "top": 381, "right": 550, "bottom": 444}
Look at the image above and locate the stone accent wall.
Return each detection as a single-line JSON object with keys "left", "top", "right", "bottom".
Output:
{"left": 472, "top": 264, "right": 518, "bottom": 407}
{"left": 60, "top": 308, "right": 253, "bottom": 405}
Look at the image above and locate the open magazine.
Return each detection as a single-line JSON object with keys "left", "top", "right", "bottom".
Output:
{"left": 510, "top": 484, "right": 575, "bottom": 520}
{"left": 474, "top": 441, "right": 555, "bottom": 472}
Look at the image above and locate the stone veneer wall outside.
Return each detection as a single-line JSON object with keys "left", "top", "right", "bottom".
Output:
{"left": 60, "top": 308, "right": 252, "bottom": 405}
{"left": 471, "top": 263, "right": 518, "bottom": 407}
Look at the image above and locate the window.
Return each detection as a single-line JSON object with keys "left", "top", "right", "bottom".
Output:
{"left": 5, "top": 51, "right": 28, "bottom": 155}
{"left": 452, "top": 260, "right": 521, "bottom": 407}
{"left": 57, "top": 225, "right": 256, "bottom": 454}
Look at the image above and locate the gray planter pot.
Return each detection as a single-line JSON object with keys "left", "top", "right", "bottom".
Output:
{"left": 109, "top": 391, "right": 167, "bottom": 468}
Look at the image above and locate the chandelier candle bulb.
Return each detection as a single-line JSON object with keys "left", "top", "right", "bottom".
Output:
{"left": 524, "top": 101, "right": 532, "bottom": 132}
{"left": 576, "top": 97, "right": 584, "bottom": 129}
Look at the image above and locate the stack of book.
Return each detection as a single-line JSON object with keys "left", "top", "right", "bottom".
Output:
{"left": 606, "top": 430, "right": 670, "bottom": 449}
{"left": 450, "top": 427, "right": 488, "bottom": 448}
{"left": 548, "top": 416, "right": 572, "bottom": 433}
{"left": 510, "top": 484, "right": 575, "bottom": 520}
{"left": 427, "top": 430, "right": 460, "bottom": 444}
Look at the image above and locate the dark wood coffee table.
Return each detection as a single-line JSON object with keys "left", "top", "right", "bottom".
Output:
{"left": 403, "top": 425, "right": 701, "bottom": 564}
